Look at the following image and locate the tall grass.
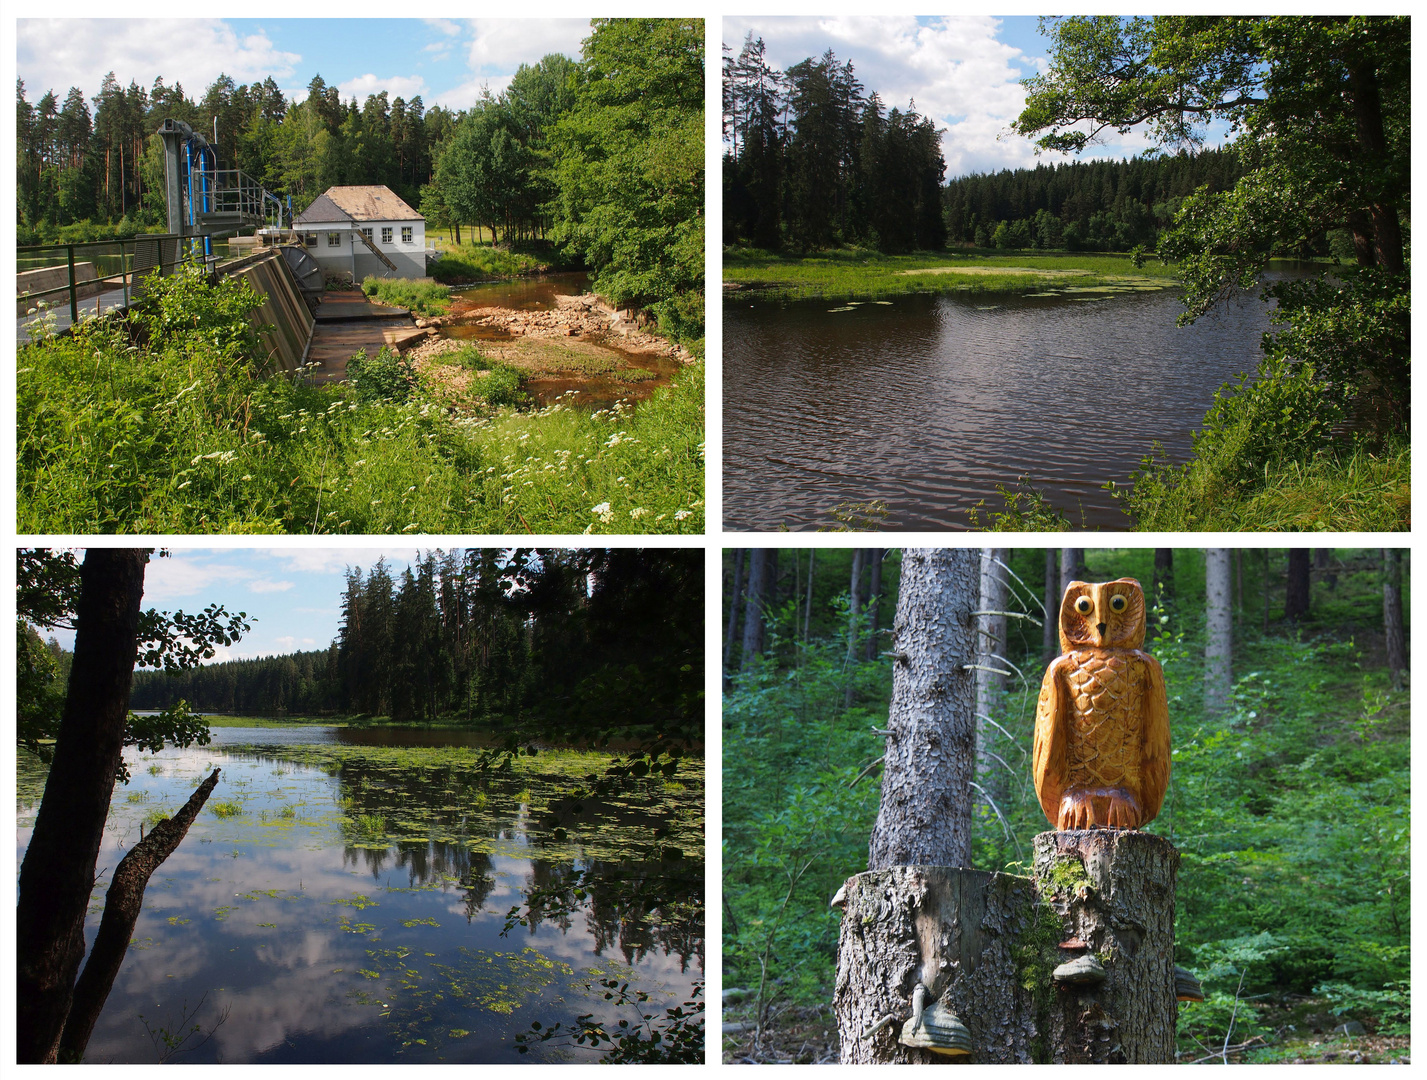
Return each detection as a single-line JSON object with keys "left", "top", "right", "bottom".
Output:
{"left": 360, "top": 277, "right": 450, "bottom": 316}
{"left": 724, "top": 245, "right": 1181, "bottom": 301}
{"left": 18, "top": 298, "right": 703, "bottom": 534}
{"left": 429, "top": 242, "right": 549, "bottom": 284}
{"left": 1122, "top": 442, "right": 1410, "bottom": 532}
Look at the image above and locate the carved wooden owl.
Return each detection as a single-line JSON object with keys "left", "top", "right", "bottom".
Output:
{"left": 1032, "top": 578, "right": 1170, "bottom": 831}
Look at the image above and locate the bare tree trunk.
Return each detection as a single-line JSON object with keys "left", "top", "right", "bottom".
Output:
{"left": 864, "top": 549, "right": 884, "bottom": 662}
{"left": 1205, "top": 549, "right": 1233, "bottom": 714}
{"left": 58, "top": 768, "right": 223, "bottom": 1060}
{"left": 1061, "top": 549, "right": 1085, "bottom": 590}
{"left": 1383, "top": 548, "right": 1406, "bottom": 691}
{"left": 867, "top": 548, "right": 979, "bottom": 871}
{"left": 976, "top": 548, "right": 1010, "bottom": 806}
{"left": 740, "top": 548, "right": 769, "bottom": 672}
{"left": 17, "top": 549, "right": 150, "bottom": 1064}
{"left": 804, "top": 548, "right": 816, "bottom": 642}
{"left": 1152, "top": 549, "right": 1175, "bottom": 616}
{"left": 845, "top": 549, "right": 866, "bottom": 707}
{"left": 833, "top": 832, "right": 1180, "bottom": 1063}
{"left": 723, "top": 548, "right": 746, "bottom": 687}
{"left": 1284, "top": 549, "right": 1311, "bottom": 622}
{"left": 1043, "top": 550, "right": 1060, "bottom": 660}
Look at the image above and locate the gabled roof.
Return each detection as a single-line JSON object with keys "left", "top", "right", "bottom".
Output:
{"left": 293, "top": 192, "right": 352, "bottom": 225}
{"left": 327, "top": 185, "right": 422, "bottom": 222}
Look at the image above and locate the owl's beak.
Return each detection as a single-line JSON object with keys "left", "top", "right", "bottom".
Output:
{"left": 1095, "top": 621, "right": 1107, "bottom": 642}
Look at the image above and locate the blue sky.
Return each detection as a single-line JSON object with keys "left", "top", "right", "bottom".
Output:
{"left": 723, "top": 15, "right": 1236, "bottom": 178}
{"left": 40, "top": 548, "right": 425, "bottom": 664}
{"left": 16, "top": 18, "right": 593, "bottom": 114}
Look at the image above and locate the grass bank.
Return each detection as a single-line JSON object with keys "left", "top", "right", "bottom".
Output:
{"left": 360, "top": 276, "right": 450, "bottom": 316}
{"left": 428, "top": 240, "right": 558, "bottom": 284}
{"left": 724, "top": 245, "right": 1180, "bottom": 301}
{"left": 17, "top": 273, "right": 704, "bottom": 535}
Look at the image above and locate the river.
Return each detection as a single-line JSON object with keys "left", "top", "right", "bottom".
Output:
{"left": 16, "top": 726, "right": 704, "bottom": 1063}
{"left": 723, "top": 274, "right": 1304, "bottom": 530}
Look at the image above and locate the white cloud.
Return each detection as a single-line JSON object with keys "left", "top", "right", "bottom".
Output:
{"left": 143, "top": 556, "right": 254, "bottom": 602}
{"left": 724, "top": 15, "right": 1163, "bottom": 178}
{"left": 461, "top": 18, "right": 588, "bottom": 74}
{"left": 247, "top": 579, "right": 295, "bottom": 594}
{"left": 336, "top": 73, "right": 429, "bottom": 104}
{"left": 17, "top": 19, "right": 301, "bottom": 101}
{"left": 425, "top": 18, "right": 461, "bottom": 38}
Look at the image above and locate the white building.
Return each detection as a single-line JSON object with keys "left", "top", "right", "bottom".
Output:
{"left": 292, "top": 186, "right": 427, "bottom": 280}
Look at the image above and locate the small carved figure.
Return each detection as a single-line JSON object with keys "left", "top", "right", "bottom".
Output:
{"left": 1033, "top": 578, "right": 1170, "bottom": 830}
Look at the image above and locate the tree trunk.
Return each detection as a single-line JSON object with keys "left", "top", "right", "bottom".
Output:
{"left": 58, "top": 768, "right": 223, "bottom": 1061}
{"left": 804, "top": 548, "right": 816, "bottom": 642}
{"left": 1061, "top": 549, "right": 1085, "bottom": 589}
{"left": 1383, "top": 548, "right": 1406, "bottom": 692}
{"left": 1152, "top": 549, "right": 1174, "bottom": 616}
{"left": 976, "top": 548, "right": 1010, "bottom": 805}
{"left": 833, "top": 831, "right": 1179, "bottom": 1063}
{"left": 740, "top": 548, "right": 769, "bottom": 671}
{"left": 1205, "top": 549, "right": 1232, "bottom": 715}
{"left": 1043, "top": 551, "right": 1060, "bottom": 660}
{"left": 16, "top": 548, "right": 150, "bottom": 1064}
{"left": 864, "top": 549, "right": 884, "bottom": 662}
{"left": 845, "top": 549, "right": 866, "bottom": 707}
{"left": 723, "top": 548, "right": 746, "bottom": 686}
{"left": 867, "top": 548, "right": 979, "bottom": 871}
{"left": 1284, "top": 549, "right": 1311, "bottom": 622}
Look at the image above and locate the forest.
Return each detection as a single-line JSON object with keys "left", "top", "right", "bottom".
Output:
{"left": 722, "top": 547, "right": 1409, "bottom": 1063}
{"left": 722, "top": 37, "right": 946, "bottom": 253}
{"left": 117, "top": 549, "right": 702, "bottom": 740}
{"left": 16, "top": 18, "right": 704, "bottom": 332}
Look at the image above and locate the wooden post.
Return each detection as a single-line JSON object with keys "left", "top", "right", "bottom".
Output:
{"left": 833, "top": 831, "right": 1180, "bottom": 1063}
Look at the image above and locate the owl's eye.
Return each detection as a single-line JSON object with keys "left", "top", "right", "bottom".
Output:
{"left": 1074, "top": 596, "right": 1093, "bottom": 615}
{"left": 1110, "top": 594, "right": 1128, "bottom": 613}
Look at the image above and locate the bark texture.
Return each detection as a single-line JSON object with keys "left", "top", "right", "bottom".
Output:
{"left": 16, "top": 548, "right": 150, "bottom": 1065}
{"left": 1033, "top": 830, "right": 1180, "bottom": 1063}
{"left": 1204, "top": 549, "right": 1232, "bottom": 714}
{"left": 833, "top": 831, "right": 1180, "bottom": 1063}
{"left": 867, "top": 548, "right": 979, "bottom": 871}
{"left": 975, "top": 548, "right": 1010, "bottom": 804}
{"left": 1284, "top": 548, "right": 1311, "bottom": 622}
{"left": 740, "top": 548, "right": 769, "bottom": 670}
{"left": 835, "top": 867, "right": 1040, "bottom": 1063}
{"left": 58, "top": 768, "right": 223, "bottom": 1060}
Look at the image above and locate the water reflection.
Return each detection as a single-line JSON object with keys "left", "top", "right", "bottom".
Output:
{"left": 724, "top": 274, "right": 1307, "bottom": 530}
{"left": 452, "top": 272, "right": 591, "bottom": 310}
{"left": 15, "top": 729, "right": 703, "bottom": 1063}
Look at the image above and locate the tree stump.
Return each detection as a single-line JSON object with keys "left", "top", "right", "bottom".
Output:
{"left": 1033, "top": 830, "right": 1180, "bottom": 1063}
{"left": 833, "top": 831, "right": 1180, "bottom": 1064}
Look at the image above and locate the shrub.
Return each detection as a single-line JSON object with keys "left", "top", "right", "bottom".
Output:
{"left": 348, "top": 346, "right": 419, "bottom": 404}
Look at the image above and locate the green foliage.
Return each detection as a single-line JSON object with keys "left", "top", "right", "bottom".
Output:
{"left": 1119, "top": 438, "right": 1409, "bottom": 531}
{"left": 549, "top": 19, "right": 704, "bottom": 312}
{"left": 967, "top": 477, "right": 1076, "bottom": 531}
{"left": 724, "top": 548, "right": 1411, "bottom": 1049}
{"left": 17, "top": 269, "right": 704, "bottom": 534}
{"left": 428, "top": 243, "right": 547, "bottom": 284}
{"left": 127, "top": 264, "right": 267, "bottom": 367}
{"left": 359, "top": 277, "right": 451, "bottom": 317}
{"left": 347, "top": 346, "right": 419, "bottom": 405}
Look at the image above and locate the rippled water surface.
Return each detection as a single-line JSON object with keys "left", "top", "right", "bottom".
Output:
{"left": 16, "top": 728, "right": 703, "bottom": 1063}
{"left": 724, "top": 282, "right": 1290, "bottom": 530}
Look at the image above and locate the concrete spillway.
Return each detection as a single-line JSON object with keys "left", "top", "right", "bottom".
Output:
{"left": 218, "top": 248, "right": 315, "bottom": 372}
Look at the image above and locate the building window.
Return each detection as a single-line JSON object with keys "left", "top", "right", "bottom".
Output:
{"left": 362, "top": 228, "right": 373, "bottom": 242}
{"left": 402, "top": 226, "right": 413, "bottom": 244}
{"left": 381, "top": 227, "right": 393, "bottom": 245}
{"left": 328, "top": 232, "right": 341, "bottom": 247}
{"left": 305, "top": 233, "right": 317, "bottom": 247}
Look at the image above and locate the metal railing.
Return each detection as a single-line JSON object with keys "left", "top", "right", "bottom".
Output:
{"left": 195, "top": 167, "right": 284, "bottom": 230}
{"left": 16, "top": 235, "right": 217, "bottom": 333}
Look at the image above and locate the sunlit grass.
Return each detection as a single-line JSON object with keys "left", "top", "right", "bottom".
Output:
{"left": 723, "top": 244, "right": 1182, "bottom": 300}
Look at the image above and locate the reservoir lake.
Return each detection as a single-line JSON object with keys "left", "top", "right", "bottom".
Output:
{"left": 723, "top": 278, "right": 1297, "bottom": 530}
{"left": 16, "top": 725, "right": 703, "bottom": 1064}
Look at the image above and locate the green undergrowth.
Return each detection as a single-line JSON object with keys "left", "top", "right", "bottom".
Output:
{"left": 1121, "top": 439, "right": 1410, "bottom": 532}
{"left": 16, "top": 270, "right": 704, "bottom": 534}
{"left": 723, "top": 245, "right": 1180, "bottom": 301}
{"left": 429, "top": 242, "right": 550, "bottom": 284}
{"left": 361, "top": 277, "right": 451, "bottom": 316}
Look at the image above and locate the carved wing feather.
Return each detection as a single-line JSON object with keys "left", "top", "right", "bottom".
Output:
{"left": 1032, "top": 658, "right": 1068, "bottom": 828}
{"left": 1137, "top": 653, "right": 1172, "bottom": 825}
